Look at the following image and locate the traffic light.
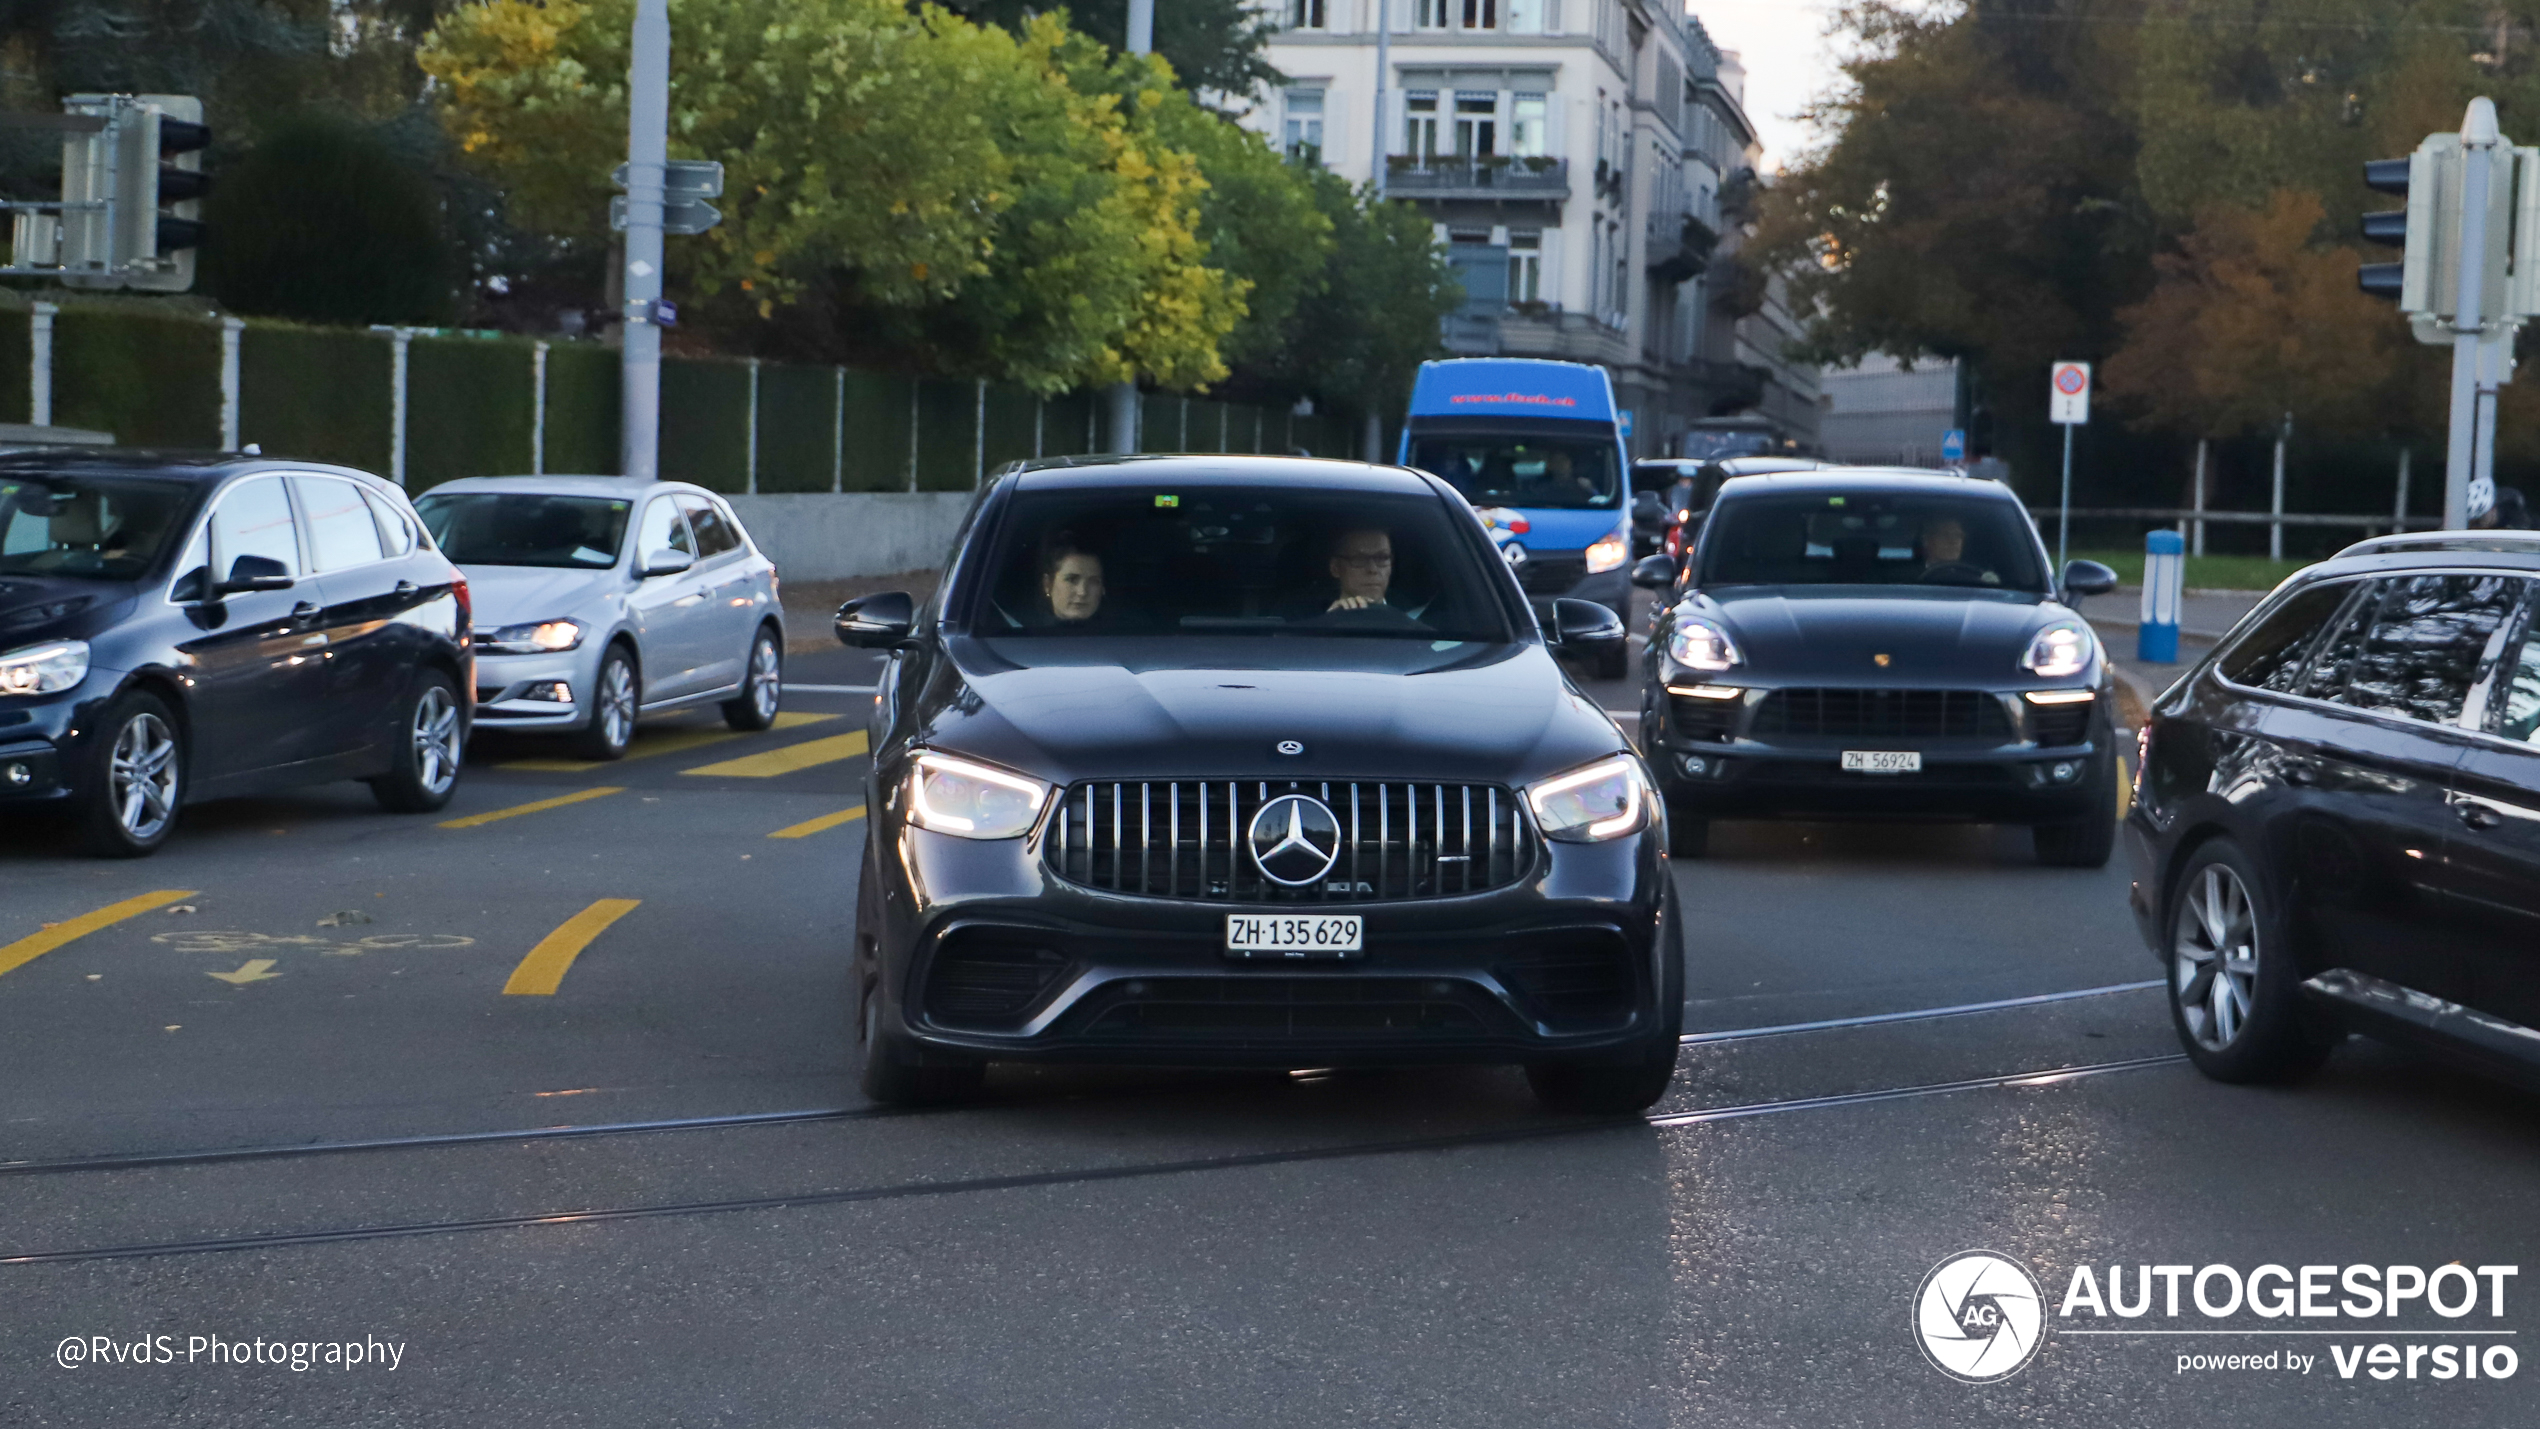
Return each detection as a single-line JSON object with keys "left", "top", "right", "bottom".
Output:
{"left": 2356, "top": 154, "right": 2419, "bottom": 303}
{"left": 51, "top": 94, "right": 206, "bottom": 292}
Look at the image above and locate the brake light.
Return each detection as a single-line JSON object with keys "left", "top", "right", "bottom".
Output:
{"left": 453, "top": 574, "right": 471, "bottom": 625}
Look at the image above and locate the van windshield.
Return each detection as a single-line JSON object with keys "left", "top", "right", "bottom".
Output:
{"left": 1406, "top": 434, "right": 1621, "bottom": 511}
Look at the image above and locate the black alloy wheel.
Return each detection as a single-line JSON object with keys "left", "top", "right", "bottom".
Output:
{"left": 722, "top": 626, "right": 783, "bottom": 732}
{"left": 75, "top": 690, "right": 183, "bottom": 858}
{"left": 371, "top": 670, "right": 465, "bottom": 813}
{"left": 2165, "top": 839, "right": 2331, "bottom": 1084}
{"left": 572, "top": 644, "right": 639, "bottom": 761}
{"left": 2031, "top": 741, "right": 2118, "bottom": 868}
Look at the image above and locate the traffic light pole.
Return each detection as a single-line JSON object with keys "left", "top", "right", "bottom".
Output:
{"left": 2444, "top": 100, "right": 2500, "bottom": 531}
{"left": 620, "top": 0, "right": 670, "bottom": 482}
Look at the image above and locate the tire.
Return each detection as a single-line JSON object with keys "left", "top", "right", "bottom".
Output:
{"left": 856, "top": 975, "right": 986, "bottom": 1107}
{"left": 2164, "top": 839, "right": 2331, "bottom": 1084}
{"left": 74, "top": 691, "right": 183, "bottom": 858}
{"left": 1527, "top": 894, "right": 1685, "bottom": 1114}
{"left": 570, "top": 645, "right": 638, "bottom": 761}
{"left": 371, "top": 670, "right": 465, "bottom": 813}
{"left": 2030, "top": 743, "right": 2118, "bottom": 868}
{"left": 723, "top": 625, "right": 783, "bottom": 732}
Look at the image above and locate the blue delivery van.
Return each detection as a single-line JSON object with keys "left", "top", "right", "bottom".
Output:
{"left": 1397, "top": 358, "right": 1633, "bottom": 673}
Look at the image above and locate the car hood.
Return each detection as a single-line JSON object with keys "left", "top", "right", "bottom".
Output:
{"left": 1686, "top": 585, "right": 2082, "bottom": 686}
{"left": 919, "top": 638, "right": 1628, "bottom": 786}
{"left": 459, "top": 563, "right": 621, "bottom": 627}
{"left": 0, "top": 575, "right": 134, "bottom": 651}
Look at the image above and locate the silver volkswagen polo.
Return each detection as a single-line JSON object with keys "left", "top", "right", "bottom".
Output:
{"left": 412, "top": 476, "right": 785, "bottom": 758}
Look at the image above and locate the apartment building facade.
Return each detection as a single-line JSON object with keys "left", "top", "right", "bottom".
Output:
{"left": 1250, "top": 0, "right": 1818, "bottom": 456}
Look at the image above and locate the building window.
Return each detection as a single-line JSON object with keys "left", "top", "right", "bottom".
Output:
{"left": 1454, "top": 92, "right": 1498, "bottom": 159}
{"left": 1510, "top": 92, "right": 1547, "bottom": 157}
{"left": 1508, "top": 231, "right": 1541, "bottom": 303}
{"left": 1504, "top": 0, "right": 1539, "bottom": 32}
{"left": 1405, "top": 91, "right": 1441, "bottom": 163}
{"left": 1291, "top": 0, "right": 1326, "bottom": 29}
{"left": 1283, "top": 89, "right": 1325, "bottom": 163}
{"left": 1461, "top": 0, "right": 1497, "bottom": 29}
{"left": 1416, "top": 0, "right": 1449, "bottom": 28}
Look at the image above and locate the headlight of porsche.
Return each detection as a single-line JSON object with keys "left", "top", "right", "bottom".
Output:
{"left": 1527, "top": 753, "right": 1652, "bottom": 843}
{"left": 1666, "top": 616, "right": 1743, "bottom": 671}
{"left": 904, "top": 751, "right": 1052, "bottom": 839}
{"left": 0, "top": 640, "right": 88, "bottom": 695}
{"left": 1584, "top": 532, "right": 1629, "bottom": 574}
{"left": 479, "top": 619, "right": 585, "bottom": 655}
{"left": 2020, "top": 621, "right": 2093, "bottom": 678}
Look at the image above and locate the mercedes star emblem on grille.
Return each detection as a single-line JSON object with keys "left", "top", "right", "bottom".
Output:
{"left": 1275, "top": 739, "right": 1304, "bottom": 756}
{"left": 1247, "top": 793, "right": 1343, "bottom": 886}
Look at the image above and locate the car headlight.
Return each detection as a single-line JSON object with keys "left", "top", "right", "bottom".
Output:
{"left": 1526, "top": 753, "right": 1652, "bottom": 843}
{"left": 1585, "top": 532, "right": 1628, "bottom": 574}
{"left": 903, "top": 751, "right": 1052, "bottom": 839}
{"left": 0, "top": 640, "right": 88, "bottom": 696}
{"left": 479, "top": 620, "right": 585, "bottom": 655}
{"left": 2020, "top": 621, "right": 2093, "bottom": 679}
{"left": 1666, "top": 615, "right": 1742, "bottom": 671}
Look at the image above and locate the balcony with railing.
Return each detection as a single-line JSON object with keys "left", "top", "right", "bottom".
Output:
{"left": 1384, "top": 156, "right": 1569, "bottom": 202}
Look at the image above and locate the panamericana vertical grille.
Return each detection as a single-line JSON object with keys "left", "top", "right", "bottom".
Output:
{"left": 1045, "top": 780, "right": 1534, "bottom": 902}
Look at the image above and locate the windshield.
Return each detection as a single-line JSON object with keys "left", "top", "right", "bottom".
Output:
{"left": 413, "top": 492, "right": 632, "bottom": 569}
{"left": 975, "top": 486, "right": 1514, "bottom": 643}
{"left": 0, "top": 473, "right": 195, "bottom": 581}
{"left": 1680, "top": 428, "right": 1782, "bottom": 461}
{"left": 1406, "top": 433, "right": 1621, "bottom": 511}
{"left": 1699, "top": 490, "right": 2048, "bottom": 592}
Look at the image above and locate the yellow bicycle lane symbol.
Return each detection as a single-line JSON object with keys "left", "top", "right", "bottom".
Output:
{"left": 153, "top": 931, "right": 477, "bottom": 958}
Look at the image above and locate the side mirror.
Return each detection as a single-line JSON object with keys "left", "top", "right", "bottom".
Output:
{"left": 1548, "top": 596, "right": 1627, "bottom": 658}
{"left": 640, "top": 548, "right": 694, "bottom": 579}
{"left": 836, "top": 591, "right": 917, "bottom": 648}
{"left": 215, "top": 553, "right": 294, "bottom": 595}
{"left": 1631, "top": 490, "right": 1665, "bottom": 526}
{"left": 1630, "top": 553, "right": 1677, "bottom": 590}
{"left": 2059, "top": 558, "right": 2120, "bottom": 601}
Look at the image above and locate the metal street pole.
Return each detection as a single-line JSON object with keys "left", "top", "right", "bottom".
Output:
{"left": 2057, "top": 422, "right": 2073, "bottom": 572}
{"left": 2474, "top": 327, "right": 2511, "bottom": 520}
{"left": 2444, "top": 98, "right": 2500, "bottom": 531}
{"left": 1105, "top": 0, "right": 1157, "bottom": 456}
{"left": 1372, "top": 0, "right": 1390, "bottom": 200}
{"left": 2269, "top": 413, "right": 2289, "bottom": 561}
{"left": 620, "top": 0, "right": 670, "bottom": 481}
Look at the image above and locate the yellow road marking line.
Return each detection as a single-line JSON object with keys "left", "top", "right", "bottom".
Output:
{"left": 2116, "top": 752, "right": 2134, "bottom": 823}
{"left": 503, "top": 899, "right": 641, "bottom": 996}
{"left": 0, "top": 889, "right": 196, "bottom": 980}
{"left": 440, "top": 786, "right": 624, "bottom": 829}
{"left": 681, "top": 728, "right": 870, "bottom": 779}
{"left": 769, "top": 806, "right": 868, "bottom": 839}
{"left": 500, "top": 711, "right": 836, "bottom": 772}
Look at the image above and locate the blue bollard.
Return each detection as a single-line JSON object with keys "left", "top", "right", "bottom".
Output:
{"left": 2139, "top": 529, "right": 2184, "bottom": 664}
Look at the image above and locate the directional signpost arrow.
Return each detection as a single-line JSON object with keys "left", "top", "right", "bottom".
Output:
{"left": 207, "top": 958, "right": 280, "bottom": 985}
{"left": 610, "top": 160, "right": 723, "bottom": 236}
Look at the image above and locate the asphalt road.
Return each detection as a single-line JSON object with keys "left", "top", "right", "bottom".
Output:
{"left": 4, "top": 631, "right": 2536, "bottom": 1427}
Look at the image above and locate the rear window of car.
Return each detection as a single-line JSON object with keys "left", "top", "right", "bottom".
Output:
{"left": 973, "top": 485, "right": 1514, "bottom": 643}
{"left": 1696, "top": 490, "right": 2046, "bottom": 592}
{"left": 2216, "top": 580, "right": 2356, "bottom": 693}
{"left": 412, "top": 493, "right": 632, "bottom": 569}
{"left": 2304, "top": 574, "right": 2524, "bottom": 725}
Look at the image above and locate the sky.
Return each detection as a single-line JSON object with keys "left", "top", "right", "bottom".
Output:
{"left": 1692, "top": 1, "right": 1952, "bottom": 173}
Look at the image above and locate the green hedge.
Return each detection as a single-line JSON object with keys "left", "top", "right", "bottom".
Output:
{"left": 0, "top": 310, "right": 29, "bottom": 424}
{"left": 56, "top": 309, "right": 220, "bottom": 446}
{"left": 839, "top": 371, "right": 914, "bottom": 491}
{"left": 660, "top": 356, "right": 750, "bottom": 492}
{"left": 240, "top": 324, "right": 392, "bottom": 471}
{"left": 408, "top": 335, "right": 534, "bottom": 492}
{"left": 914, "top": 378, "right": 977, "bottom": 492}
{"left": 541, "top": 342, "right": 619, "bottom": 475}
{"left": 754, "top": 361, "right": 836, "bottom": 493}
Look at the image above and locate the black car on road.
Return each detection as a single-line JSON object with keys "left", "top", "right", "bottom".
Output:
{"left": 2127, "top": 533, "right": 2540, "bottom": 1090}
{"left": 0, "top": 453, "right": 470, "bottom": 856}
{"left": 835, "top": 456, "right": 1679, "bottom": 1112}
{"left": 1632, "top": 469, "right": 2121, "bottom": 863}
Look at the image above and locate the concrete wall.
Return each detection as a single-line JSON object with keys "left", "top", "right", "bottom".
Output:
{"left": 725, "top": 491, "right": 976, "bottom": 581}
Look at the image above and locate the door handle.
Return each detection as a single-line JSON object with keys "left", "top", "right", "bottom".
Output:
{"left": 394, "top": 581, "right": 419, "bottom": 596}
{"left": 2456, "top": 801, "right": 2506, "bottom": 831}
{"left": 291, "top": 601, "right": 320, "bottom": 622}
